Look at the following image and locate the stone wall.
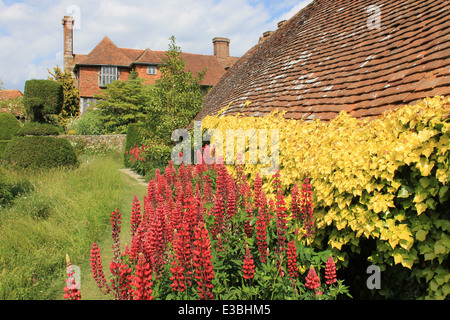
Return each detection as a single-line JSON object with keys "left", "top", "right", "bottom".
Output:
{"left": 56, "top": 134, "right": 126, "bottom": 152}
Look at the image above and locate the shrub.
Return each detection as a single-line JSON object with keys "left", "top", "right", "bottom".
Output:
{"left": 23, "top": 79, "right": 63, "bottom": 122}
{"left": 0, "top": 112, "right": 21, "bottom": 140}
{"left": 0, "top": 140, "right": 10, "bottom": 159}
{"left": 16, "top": 122, "right": 60, "bottom": 136}
{"left": 74, "top": 110, "right": 105, "bottom": 135}
{"left": 201, "top": 95, "right": 450, "bottom": 299}
{"left": 3, "top": 136, "right": 78, "bottom": 169}
{"left": 127, "top": 138, "right": 172, "bottom": 179}
{"left": 124, "top": 123, "right": 144, "bottom": 168}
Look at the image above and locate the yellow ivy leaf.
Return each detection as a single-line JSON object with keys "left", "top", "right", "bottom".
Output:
{"left": 415, "top": 202, "right": 428, "bottom": 215}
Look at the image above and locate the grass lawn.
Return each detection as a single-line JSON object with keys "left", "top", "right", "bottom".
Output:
{"left": 0, "top": 151, "right": 147, "bottom": 300}
{"left": 72, "top": 168, "right": 147, "bottom": 300}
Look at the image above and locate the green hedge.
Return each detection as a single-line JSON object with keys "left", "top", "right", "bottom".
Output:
{"left": 23, "top": 79, "right": 63, "bottom": 122}
{"left": 16, "top": 122, "right": 60, "bottom": 136}
{"left": 0, "top": 140, "right": 10, "bottom": 159}
{"left": 0, "top": 113, "right": 21, "bottom": 140}
{"left": 124, "top": 123, "right": 144, "bottom": 168}
{"left": 3, "top": 136, "right": 78, "bottom": 169}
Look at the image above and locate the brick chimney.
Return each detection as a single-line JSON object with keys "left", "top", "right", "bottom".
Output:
{"left": 62, "top": 16, "right": 75, "bottom": 74}
{"left": 213, "top": 37, "right": 230, "bottom": 60}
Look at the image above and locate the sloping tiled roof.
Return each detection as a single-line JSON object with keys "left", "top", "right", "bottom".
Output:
{"left": 0, "top": 89, "right": 23, "bottom": 100}
{"left": 74, "top": 37, "right": 239, "bottom": 86}
{"left": 133, "top": 48, "right": 163, "bottom": 65}
{"left": 195, "top": 0, "right": 450, "bottom": 122}
{"left": 75, "top": 36, "right": 133, "bottom": 67}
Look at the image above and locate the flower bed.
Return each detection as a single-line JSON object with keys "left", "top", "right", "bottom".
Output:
{"left": 66, "top": 157, "right": 350, "bottom": 300}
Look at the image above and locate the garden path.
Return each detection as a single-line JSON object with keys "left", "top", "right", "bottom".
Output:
{"left": 119, "top": 168, "right": 147, "bottom": 187}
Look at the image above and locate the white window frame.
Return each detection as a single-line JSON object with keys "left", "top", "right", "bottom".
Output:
{"left": 147, "top": 65, "right": 157, "bottom": 75}
{"left": 99, "top": 66, "right": 119, "bottom": 87}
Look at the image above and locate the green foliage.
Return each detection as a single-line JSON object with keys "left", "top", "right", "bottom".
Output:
{"left": 3, "top": 136, "right": 78, "bottom": 169}
{"left": 0, "top": 140, "right": 9, "bottom": 159}
{"left": 142, "top": 36, "right": 205, "bottom": 144}
{"left": 48, "top": 66, "right": 80, "bottom": 124}
{"left": 0, "top": 169, "right": 33, "bottom": 206}
{"left": 202, "top": 95, "right": 450, "bottom": 300}
{"left": 124, "top": 123, "right": 144, "bottom": 167}
{"left": 16, "top": 122, "right": 60, "bottom": 136}
{"left": 95, "top": 69, "right": 151, "bottom": 134}
{"left": 0, "top": 97, "right": 25, "bottom": 118}
{"left": 67, "top": 110, "right": 105, "bottom": 135}
{"left": 23, "top": 79, "right": 63, "bottom": 122}
{"left": 128, "top": 137, "right": 172, "bottom": 179}
{"left": 0, "top": 113, "right": 21, "bottom": 140}
{"left": 0, "top": 154, "right": 136, "bottom": 299}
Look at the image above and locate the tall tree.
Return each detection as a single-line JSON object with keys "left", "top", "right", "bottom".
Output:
{"left": 48, "top": 66, "right": 80, "bottom": 123}
{"left": 94, "top": 68, "right": 152, "bottom": 134}
{"left": 143, "top": 36, "right": 205, "bottom": 143}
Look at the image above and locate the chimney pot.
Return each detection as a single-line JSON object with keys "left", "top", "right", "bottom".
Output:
{"left": 213, "top": 37, "right": 230, "bottom": 60}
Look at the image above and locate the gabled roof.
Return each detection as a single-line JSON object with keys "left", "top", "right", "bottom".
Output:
{"left": 195, "top": 0, "right": 450, "bottom": 122}
{"left": 0, "top": 89, "right": 23, "bottom": 100}
{"left": 73, "top": 37, "right": 239, "bottom": 86}
{"left": 75, "top": 36, "right": 133, "bottom": 67}
{"left": 133, "top": 48, "right": 163, "bottom": 65}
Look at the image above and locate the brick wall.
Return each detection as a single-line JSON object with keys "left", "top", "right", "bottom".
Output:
{"left": 134, "top": 65, "right": 161, "bottom": 84}
{"left": 78, "top": 66, "right": 133, "bottom": 98}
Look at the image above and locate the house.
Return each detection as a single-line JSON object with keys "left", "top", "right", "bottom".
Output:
{"left": 62, "top": 16, "right": 239, "bottom": 114}
{"left": 0, "top": 89, "right": 23, "bottom": 100}
{"left": 0, "top": 89, "right": 25, "bottom": 119}
{"left": 194, "top": 0, "right": 450, "bottom": 122}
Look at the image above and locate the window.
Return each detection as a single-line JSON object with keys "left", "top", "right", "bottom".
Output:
{"left": 147, "top": 65, "right": 157, "bottom": 75}
{"left": 99, "top": 66, "right": 118, "bottom": 87}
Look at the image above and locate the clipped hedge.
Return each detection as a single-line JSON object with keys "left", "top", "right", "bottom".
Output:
{"left": 124, "top": 123, "right": 144, "bottom": 167}
{"left": 0, "top": 140, "right": 10, "bottom": 159}
{"left": 3, "top": 136, "right": 78, "bottom": 169}
{"left": 23, "top": 79, "right": 63, "bottom": 122}
{"left": 201, "top": 96, "right": 450, "bottom": 299}
{"left": 16, "top": 122, "right": 60, "bottom": 136}
{"left": 0, "top": 112, "right": 21, "bottom": 140}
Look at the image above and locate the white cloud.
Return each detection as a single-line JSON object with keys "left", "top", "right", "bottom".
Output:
{"left": 0, "top": 0, "right": 312, "bottom": 91}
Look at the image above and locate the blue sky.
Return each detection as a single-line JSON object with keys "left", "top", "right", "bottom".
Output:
{"left": 0, "top": 0, "right": 313, "bottom": 91}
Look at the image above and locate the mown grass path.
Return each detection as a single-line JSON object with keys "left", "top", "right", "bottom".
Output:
{"left": 74, "top": 166, "right": 147, "bottom": 300}
{"left": 0, "top": 152, "right": 147, "bottom": 300}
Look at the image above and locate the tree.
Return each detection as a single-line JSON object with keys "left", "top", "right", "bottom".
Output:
{"left": 95, "top": 68, "right": 152, "bottom": 134}
{"left": 143, "top": 36, "right": 205, "bottom": 144}
{"left": 48, "top": 67, "right": 80, "bottom": 124}
{"left": 0, "top": 77, "right": 4, "bottom": 90}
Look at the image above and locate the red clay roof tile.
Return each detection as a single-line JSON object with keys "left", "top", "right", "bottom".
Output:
{"left": 0, "top": 89, "right": 23, "bottom": 100}
{"left": 74, "top": 37, "right": 239, "bottom": 87}
{"left": 195, "top": 0, "right": 450, "bottom": 122}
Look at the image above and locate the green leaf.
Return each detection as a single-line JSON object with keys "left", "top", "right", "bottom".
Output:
{"left": 415, "top": 229, "right": 428, "bottom": 241}
{"left": 398, "top": 185, "right": 414, "bottom": 198}
{"left": 419, "top": 177, "right": 430, "bottom": 188}
{"left": 434, "top": 242, "right": 446, "bottom": 255}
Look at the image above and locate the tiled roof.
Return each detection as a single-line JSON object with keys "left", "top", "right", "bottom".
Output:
{"left": 0, "top": 89, "right": 23, "bottom": 100}
{"left": 195, "top": 0, "right": 450, "bottom": 122}
{"left": 74, "top": 37, "right": 238, "bottom": 86}
{"left": 133, "top": 48, "right": 163, "bottom": 65}
{"left": 75, "top": 36, "right": 133, "bottom": 67}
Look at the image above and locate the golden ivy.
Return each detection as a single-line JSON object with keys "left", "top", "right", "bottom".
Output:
{"left": 201, "top": 95, "right": 450, "bottom": 299}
